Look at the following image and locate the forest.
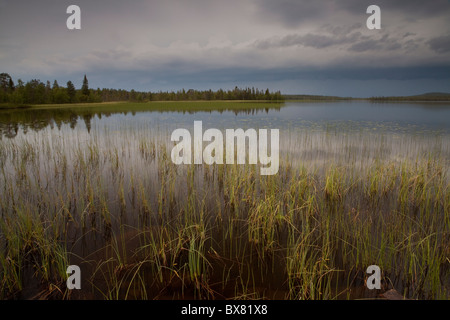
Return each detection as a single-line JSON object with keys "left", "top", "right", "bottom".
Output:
{"left": 0, "top": 73, "right": 284, "bottom": 106}
{"left": 369, "top": 93, "right": 450, "bottom": 101}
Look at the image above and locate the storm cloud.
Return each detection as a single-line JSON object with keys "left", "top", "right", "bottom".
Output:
{"left": 257, "top": 0, "right": 450, "bottom": 26}
{"left": 428, "top": 35, "right": 450, "bottom": 53}
{"left": 0, "top": 0, "right": 449, "bottom": 97}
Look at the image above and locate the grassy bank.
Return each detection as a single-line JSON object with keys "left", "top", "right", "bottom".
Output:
{"left": 1, "top": 100, "right": 285, "bottom": 112}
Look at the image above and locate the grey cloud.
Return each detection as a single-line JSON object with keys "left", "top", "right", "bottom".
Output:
{"left": 256, "top": 0, "right": 337, "bottom": 28}
{"left": 385, "top": 42, "right": 402, "bottom": 51}
{"left": 320, "top": 23, "right": 363, "bottom": 36}
{"left": 402, "top": 32, "right": 416, "bottom": 38}
{"left": 403, "top": 39, "right": 420, "bottom": 52}
{"left": 257, "top": 0, "right": 450, "bottom": 27}
{"left": 253, "top": 28, "right": 410, "bottom": 53}
{"left": 338, "top": 0, "right": 450, "bottom": 19}
{"left": 348, "top": 39, "right": 381, "bottom": 52}
{"left": 91, "top": 49, "right": 133, "bottom": 60}
{"left": 254, "top": 30, "right": 362, "bottom": 49}
{"left": 348, "top": 34, "right": 406, "bottom": 52}
{"left": 427, "top": 35, "right": 450, "bottom": 53}
{"left": 146, "top": 65, "right": 450, "bottom": 84}
{"left": 1, "top": 0, "right": 450, "bottom": 97}
{"left": 298, "top": 32, "right": 361, "bottom": 48}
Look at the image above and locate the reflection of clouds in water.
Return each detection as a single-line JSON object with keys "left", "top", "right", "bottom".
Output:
{"left": 1, "top": 101, "right": 450, "bottom": 139}
{"left": 278, "top": 126, "right": 449, "bottom": 176}
{"left": 1, "top": 102, "right": 449, "bottom": 178}
{"left": 1, "top": 107, "right": 449, "bottom": 236}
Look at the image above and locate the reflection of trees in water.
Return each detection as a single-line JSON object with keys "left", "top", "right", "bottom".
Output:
{"left": 0, "top": 119, "right": 52, "bottom": 138}
{"left": 82, "top": 114, "right": 93, "bottom": 133}
{"left": 0, "top": 106, "right": 280, "bottom": 138}
{"left": 232, "top": 108, "right": 272, "bottom": 116}
{"left": 0, "top": 109, "right": 93, "bottom": 138}
{"left": 0, "top": 122, "right": 19, "bottom": 138}
{"left": 69, "top": 114, "right": 78, "bottom": 130}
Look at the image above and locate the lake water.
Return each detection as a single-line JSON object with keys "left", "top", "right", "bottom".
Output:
{"left": 2, "top": 100, "right": 449, "bottom": 171}
{"left": 1, "top": 101, "right": 450, "bottom": 137}
{"left": 0, "top": 100, "right": 449, "bottom": 299}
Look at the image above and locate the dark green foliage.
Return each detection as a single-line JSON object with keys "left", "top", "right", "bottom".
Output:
{"left": 23, "top": 80, "right": 46, "bottom": 104}
{"left": 53, "top": 87, "right": 70, "bottom": 104}
{"left": 0, "top": 73, "right": 284, "bottom": 106}
{"left": 8, "top": 78, "right": 15, "bottom": 92}
{"left": 81, "top": 74, "right": 89, "bottom": 96}
{"left": 0, "top": 73, "right": 13, "bottom": 92}
{"left": 66, "top": 81, "right": 76, "bottom": 102}
{"left": 283, "top": 94, "right": 352, "bottom": 101}
{"left": 369, "top": 92, "right": 450, "bottom": 101}
{"left": 98, "top": 86, "right": 283, "bottom": 102}
{"left": 0, "top": 73, "right": 14, "bottom": 103}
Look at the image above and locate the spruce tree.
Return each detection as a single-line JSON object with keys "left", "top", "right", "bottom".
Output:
{"left": 81, "top": 74, "right": 89, "bottom": 96}
{"left": 8, "top": 78, "right": 15, "bottom": 92}
{"left": 67, "top": 81, "right": 76, "bottom": 103}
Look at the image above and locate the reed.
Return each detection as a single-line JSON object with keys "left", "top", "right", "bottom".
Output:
{"left": 0, "top": 116, "right": 448, "bottom": 300}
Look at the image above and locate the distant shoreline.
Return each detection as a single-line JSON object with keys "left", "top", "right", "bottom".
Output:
{"left": 283, "top": 92, "right": 450, "bottom": 102}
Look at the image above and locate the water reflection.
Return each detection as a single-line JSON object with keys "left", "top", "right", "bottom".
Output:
{"left": 0, "top": 101, "right": 448, "bottom": 300}
{"left": 0, "top": 104, "right": 281, "bottom": 138}
{"left": 1, "top": 101, "right": 449, "bottom": 139}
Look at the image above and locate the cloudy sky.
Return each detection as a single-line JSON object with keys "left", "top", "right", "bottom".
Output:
{"left": 1, "top": 0, "right": 449, "bottom": 97}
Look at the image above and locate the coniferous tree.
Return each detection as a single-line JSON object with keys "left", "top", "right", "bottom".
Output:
{"left": 67, "top": 81, "right": 76, "bottom": 102}
{"left": 8, "top": 78, "right": 15, "bottom": 92}
{"left": 81, "top": 74, "right": 89, "bottom": 96}
{"left": 0, "top": 73, "right": 12, "bottom": 92}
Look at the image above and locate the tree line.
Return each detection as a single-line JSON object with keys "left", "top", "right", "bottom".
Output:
{"left": 0, "top": 73, "right": 284, "bottom": 106}
{"left": 369, "top": 94, "right": 450, "bottom": 102}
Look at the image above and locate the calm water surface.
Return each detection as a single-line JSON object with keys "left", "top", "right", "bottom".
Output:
{"left": 1, "top": 101, "right": 450, "bottom": 137}
{"left": 0, "top": 101, "right": 449, "bottom": 299}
